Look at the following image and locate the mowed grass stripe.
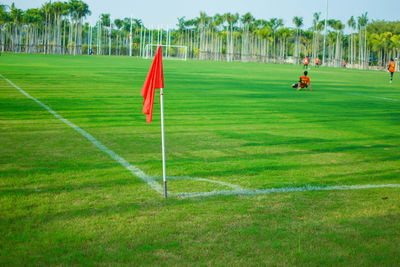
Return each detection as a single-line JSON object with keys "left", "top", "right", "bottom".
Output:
{"left": 1, "top": 54, "right": 400, "bottom": 191}
{"left": 0, "top": 73, "right": 164, "bottom": 195}
{"left": 3, "top": 73, "right": 399, "bottom": 198}
{"left": 0, "top": 54, "right": 400, "bottom": 265}
{"left": 1, "top": 73, "right": 243, "bottom": 195}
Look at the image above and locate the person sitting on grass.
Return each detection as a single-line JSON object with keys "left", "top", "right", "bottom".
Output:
{"left": 292, "top": 71, "right": 312, "bottom": 91}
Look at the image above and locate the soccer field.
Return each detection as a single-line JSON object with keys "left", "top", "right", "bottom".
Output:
{"left": 1, "top": 53, "right": 400, "bottom": 265}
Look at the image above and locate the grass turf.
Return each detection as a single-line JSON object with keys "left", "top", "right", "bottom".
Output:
{"left": 0, "top": 53, "right": 399, "bottom": 265}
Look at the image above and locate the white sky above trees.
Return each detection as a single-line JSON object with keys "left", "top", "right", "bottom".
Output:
{"left": 7, "top": 0, "right": 400, "bottom": 31}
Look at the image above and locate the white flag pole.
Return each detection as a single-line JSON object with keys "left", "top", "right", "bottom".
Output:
{"left": 160, "top": 87, "right": 167, "bottom": 198}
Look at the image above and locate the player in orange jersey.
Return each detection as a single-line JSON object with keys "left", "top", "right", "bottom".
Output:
{"left": 303, "top": 57, "right": 309, "bottom": 69}
{"left": 292, "top": 71, "right": 313, "bottom": 91}
{"left": 342, "top": 59, "right": 347, "bottom": 68}
{"left": 388, "top": 58, "right": 396, "bottom": 84}
{"left": 315, "top": 57, "right": 320, "bottom": 68}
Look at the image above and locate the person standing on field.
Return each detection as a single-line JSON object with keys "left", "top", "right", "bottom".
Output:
{"left": 303, "top": 57, "right": 309, "bottom": 69}
{"left": 315, "top": 57, "right": 320, "bottom": 68}
{"left": 388, "top": 58, "right": 396, "bottom": 84}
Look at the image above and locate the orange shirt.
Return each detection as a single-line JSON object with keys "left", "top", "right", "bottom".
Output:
{"left": 300, "top": 76, "right": 310, "bottom": 88}
{"left": 315, "top": 58, "right": 320, "bottom": 64}
{"left": 304, "top": 58, "right": 309, "bottom": 65}
{"left": 343, "top": 60, "right": 346, "bottom": 66}
{"left": 389, "top": 62, "right": 395, "bottom": 73}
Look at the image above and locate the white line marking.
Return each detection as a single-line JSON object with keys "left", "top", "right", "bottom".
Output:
{"left": 3, "top": 74, "right": 399, "bottom": 199}
{"left": 160, "top": 176, "right": 244, "bottom": 190}
{"left": 0, "top": 74, "right": 164, "bottom": 194}
{"left": 177, "top": 184, "right": 400, "bottom": 198}
{"left": 347, "top": 92, "right": 399, "bottom": 102}
{"left": 1, "top": 74, "right": 242, "bottom": 195}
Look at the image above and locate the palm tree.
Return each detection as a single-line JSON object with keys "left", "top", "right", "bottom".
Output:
{"left": 277, "top": 27, "right": 290, "bottom": 60}
{"left": 133, "top": 18, "right": 142, "bottom": 28}
{"left": 197, "top": 11, "right": 208, "bottom": 59}
{"left": 114, "top": 18, "right": 122, "bottom": 55}
{"left": 41, "top": 1, "right": 53, "bottom": 54}
{"left": 347, "top": 16, "right": 356, "bottom": 65}
{"left": 76, "top": 0, "right": 91, "bottom": 54}
{"left": 357, "top": 12, "right": 369, "bottom": 68}
{"left": 208, "top": 14, "right": 224, "bottom": 60}
{"left": 241, "top": 12, "right": 255, "bottom": 27}
{"left": 312, "top": 12, "right": 321, "bottom": 59}
{"left": 371, "top": 33, "right": 385, "bottom": 65}
{"left": 0, "top": 4, "right": 11, "bottom": 52}
{"left": 361, "top": 12, "right": 369, "bottom": 67}
{"left": 23, "top": 8, "right": 41, "bottom": 53}
{"left": 230, "top": 13, "right": 239, "bottom": 59}
{"left": 333, "top": 20, "right": 345, "bottom": 65}
{"left": 52, "top": 2, "right": 64, "bottom": 54}
{"left": 213, "top": 14, "right": 224, "bottom": 30}
{"left": 268, "top": 18, "right": 283, "bottom": 61}
{"left": 241, "top": 12, "right": 254, "bottom": 62}
{"left": 68, "top": 0, "right": 79, "bottom": 55}
{"left": 224, "top": 12, "right": 238, "bottom": 61}
{"left": 10, "top": 3, "right": 24, "bottom": 52}
{"left": 382, "top": 32, "right": 393, "bottom": 65}
{"left": 100, "top": 13, "right": 110, "bottom": 55}
{"left": 177, "top": 16, "right": 186, "bottom": 33}
{"left": 60, "top": 2, "right": 69, "bottom": 54}
{"left": 293, "top": 16, "right": 303, "bottom": 62}
{"left": 390, "top": 35, "right": 400, "bottom": 68}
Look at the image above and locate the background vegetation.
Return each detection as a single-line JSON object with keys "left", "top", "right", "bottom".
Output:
{"left": 1, "top": 2, "right": 400, "bottom": 69}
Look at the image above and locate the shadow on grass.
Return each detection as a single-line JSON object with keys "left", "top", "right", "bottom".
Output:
{"left": 318, "top": 168, "right": 400, "bottom": 181}
{"left": 0, "top": 177, "right": 143, "bottom": 197}
{"left": 186, "top": 158, "right": 400, "bottom": 180}
{"left": 0, "top": 163, "right": 121, "bottom": 179}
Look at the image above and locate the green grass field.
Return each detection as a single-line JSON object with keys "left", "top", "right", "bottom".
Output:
{"left": 1, "top": 53, "right": 400, "bottom": 265}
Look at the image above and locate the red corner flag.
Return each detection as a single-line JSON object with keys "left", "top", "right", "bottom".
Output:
{"left": 141, "top": 46, "right": 164, "bottom": 123}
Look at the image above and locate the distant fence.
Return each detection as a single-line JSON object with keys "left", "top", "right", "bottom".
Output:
{"left": 1, "top": 42, "right": 397, "bottom": 72}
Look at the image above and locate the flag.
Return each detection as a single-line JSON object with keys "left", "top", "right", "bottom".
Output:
{"left": 141, "top": 46, "right": 164, "bottom": 124}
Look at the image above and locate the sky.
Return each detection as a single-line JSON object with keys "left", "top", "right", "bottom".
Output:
{"left": 6, "top": 0, "right": 400, "bottom": 30}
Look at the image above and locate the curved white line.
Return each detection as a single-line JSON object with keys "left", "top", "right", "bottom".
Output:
{"left": 161, "top": 176, "right": 243, "bottom": 190}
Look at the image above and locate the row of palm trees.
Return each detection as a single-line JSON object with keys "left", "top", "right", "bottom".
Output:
{"left": 1, "top": 1, "right": 90, "bottom": 55}
{"left": 170, "top": 11, "right": 399, "bottom": 69}
{"left": 1, "top": 2, "right": 399, "bottom": 70}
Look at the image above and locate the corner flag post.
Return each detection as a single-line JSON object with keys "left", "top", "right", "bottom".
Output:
{"left": 160, "top": 87, "right": 167, "bottom": 198}
{"left": 141, "top": 46, "right": 167, "bottom": 198}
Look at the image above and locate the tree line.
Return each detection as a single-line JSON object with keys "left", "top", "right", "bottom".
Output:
{"left": 1, "top": 1, "right": 399, "bottom": 70}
